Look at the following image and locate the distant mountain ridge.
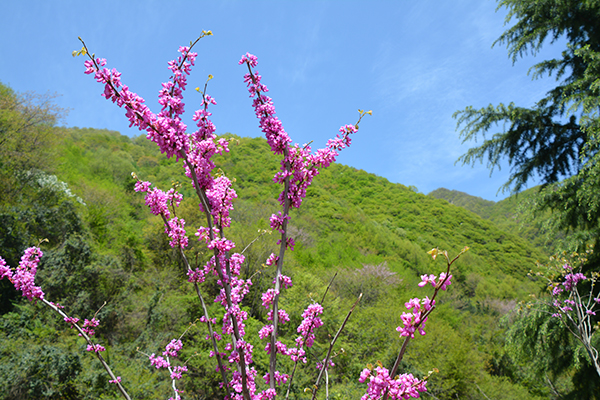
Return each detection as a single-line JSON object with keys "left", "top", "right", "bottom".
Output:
{"left": 428, "top": 187, "right": 553, "bottom": 253}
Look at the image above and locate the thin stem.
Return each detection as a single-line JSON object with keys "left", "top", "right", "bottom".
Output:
{"left": 161, "top": 213, "right": 231, "bottom": 397}
{"left": 310, "top": 293, "right": 362, "bottom": 400}
{"left": 41, "top": 299, "right": 131, "bottom": 400}
{"left": 241, "top": 230, "right": 268, "bottom": 255}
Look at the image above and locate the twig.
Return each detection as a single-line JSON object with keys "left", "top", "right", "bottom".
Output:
{"left": 42, "top": 299, "right": 132, "bottom": 400}
{"left": 310, "top": 293, "right": 362, "bottom": 400}
{"left": 284, "top": 272, "right": 339, "bottom": 399}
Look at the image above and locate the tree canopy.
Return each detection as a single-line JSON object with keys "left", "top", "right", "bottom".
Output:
{"left": 455, "top": 0, "right": 600, "bottom": 248}
{"left": 0, "top": 82, "right": 64, "bottom": 204}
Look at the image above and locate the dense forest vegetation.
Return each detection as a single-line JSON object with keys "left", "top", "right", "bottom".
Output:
{"left": 3, "top": 79, "right": 597, "bottom": 399}
{"left": 428, "top": 188, "right": 558, "bottom": 253}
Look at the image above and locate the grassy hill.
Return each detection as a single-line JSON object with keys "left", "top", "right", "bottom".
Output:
{"left": 0, "top": 127, "right": 551, "bottom": 399}
{"left": 428, "top": 187, "right": 558, "bottom": 253}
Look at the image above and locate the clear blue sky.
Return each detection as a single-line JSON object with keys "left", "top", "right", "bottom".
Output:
{"left": 0, "top": 1, "right": 565, "bottom": 201}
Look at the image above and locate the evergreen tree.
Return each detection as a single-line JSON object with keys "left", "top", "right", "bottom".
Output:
{"left": 454, "top": 0, "right": 600, "bottom": 249}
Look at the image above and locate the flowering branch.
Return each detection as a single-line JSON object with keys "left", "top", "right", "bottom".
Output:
{"left": 240, "top": 53, "right": 370, "bottom": 392}
{"left": 358, "top": 246, "right": 468, "bottom": 400}
{"left": 284, "top": 272, "right": 337, "bottom": 400}
{"left": 43, "top": 299, "right": 131, "bottom": 399}
{"left": 0, "top": 251, "right": 131, "bottom": 399}
{"left": 530, "top": 245, "right": 600, "bottom": 377}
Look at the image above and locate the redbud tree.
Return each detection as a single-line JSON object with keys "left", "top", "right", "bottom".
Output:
{"left": 0, "top": 33, "right": 467, "bottom": 400}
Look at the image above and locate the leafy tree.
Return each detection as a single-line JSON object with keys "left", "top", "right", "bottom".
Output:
{"left": 0, "top": 82, "right": 64, "bottom": 203}
{"left": 454, "top": 0, "right": 600, "bottom": 249}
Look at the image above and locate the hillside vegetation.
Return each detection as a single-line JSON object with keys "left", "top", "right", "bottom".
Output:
{"left": 428, "top": 187, "right": 558, "bottom": 253}
{"left": 1, "top": 124, "right": 551, "bottom": 399}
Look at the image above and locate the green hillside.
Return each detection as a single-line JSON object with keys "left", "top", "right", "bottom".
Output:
{"left": 428, "top": 187, "right": 557, "bottom": 253}
{"left": 0, "top": 121, "right": 553, "bottom": 399}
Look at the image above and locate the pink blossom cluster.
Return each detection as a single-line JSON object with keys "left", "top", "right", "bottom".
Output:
{"left": 64, "top": 316, "right": 79, "bottom": 325}
{"left": 265, "top": 253, "right": 278, "bottom": 267}
{"left": 240, "top": 53, "right": 358, "bottom": 211}
{"left": 134, "top": 182, "right": 182, "bottom": 219}
{"left": 134, "top": 181, "right": 189, "bottom": 249}
{"left": 63, "top": 314, "right": 107, "bottom": 354}
{"left": 316, "top": 359, "right": 335, "bottom": 371}
{"left": 203, "top": 175, "right": 238, "bottom": 228}
{"left": 262, "top": 371, "right": 288, "bottom": 386}
{"left": 359, "top": 366, "right": 427, "bottom": 400}
{"left": 296, "top": 303, "right": 324, "bottom": 349}
{"left": 164, "top": 339, "right": 183, "bottom": 357}
{"left": 549, "top": 265, "right": 599, "bottom": 318}
{"left": 83, "top": 45, "right": 197, "bottom": 160}
{"left": 149, "top": 353, "right": 171, "bottom": 369}
{"left": 397, "top": 297, "right": 435, "bottom": 338}
{"left": 166, "top": 217, "right": 188, "bottom": 249}
{"left": 269, "top": 212, "right": 290, "bottom": 234}
{"left": 0, "top": 247, "right": 45, "bottom": 301}
{"left": 418, "top": 272, "right": 452, "bottom": 291}
{"left": 170, "top": 365, "right": 188, "bottom": 380}
{"left": 185, "top": 98, "right": 237, "bottom": 230}
{"left": 149, "top": 339, "right": 188, "bottom": 381}
{"left": 81, "top": 318, "right": 100, "bottom": 337}
{"left": 86, "top": 344, "right": 106, "bottom": 353}
{"left": 563, "top": 271, "right": 586, "bottom": 292}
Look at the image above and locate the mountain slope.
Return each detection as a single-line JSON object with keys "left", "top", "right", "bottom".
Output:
{"left": 429, "top": 187, "right": 555, "bottom": 253}
{"left": 0, "top": 127, "right": 549, "bottom": 399}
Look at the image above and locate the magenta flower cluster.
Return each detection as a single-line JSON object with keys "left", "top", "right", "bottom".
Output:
{"left": 134, "top": 182, "right": 189, "bottom": 249}
{"left": 359, "top": 366, "right": 427, "bottom": 400}
{"left": 418, "top": 272, "right": 452, "bottom": 291}
{"left": 0, "top": 247, "right": 44, "bottom": 301}
{"left": 397, "top": 297, "right": 435, "bottom": 339}
{"left": 81, "top": 318, "right": 100, "bottom": 336}
{"left": 550, "top": 264, "right": 599, "bottom": 318}
{"left": 149, "top": 338, "right": 188, "bottom": 382}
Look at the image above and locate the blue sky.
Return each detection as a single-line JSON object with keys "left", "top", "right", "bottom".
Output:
{"left": 1, "top": 1, "right": 565, "bottom": 201}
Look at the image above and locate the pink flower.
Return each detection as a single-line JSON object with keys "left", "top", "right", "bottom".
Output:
{"left": 163, "top": 339, "right": 183, "bottom": 357}
{"left": 81, "top": 318, "right": 100, "bottom": 336}
{"left": 563, "top": 272, "right": 586, "bottom": 291}
{"left": 86, "top": 344, "right": 106, "bottom": 353}
{"left": 261, "top": 289, "right": 278, "bottom": 309}
{"left": 437, "top": 272, "right": 452, "bottom": 291}
{"left": 2, "top": 247, "right": 46, "bottom": 302}
{"left": 418, "top": 274, "right": 436, "bottom": 288}
{"left": 165, "top": 217, "right": 188, "bottom": 248}
{"left": 149, "top": 353, "right": 170, "bottom": 369}
{"left": 265, "top": 253, "right": 278, "bottom": 266}
{"left": 170, "top": 365, "right": 188, "bottom": 380}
